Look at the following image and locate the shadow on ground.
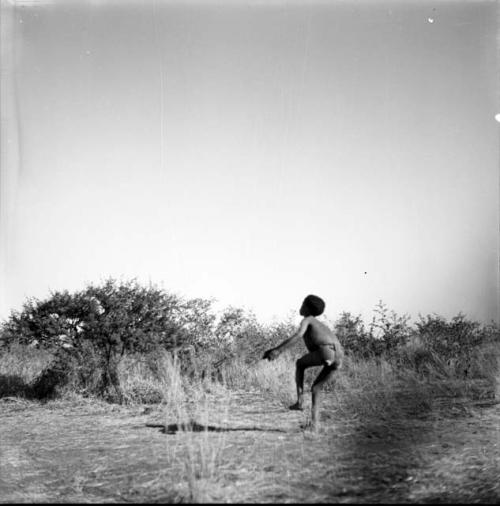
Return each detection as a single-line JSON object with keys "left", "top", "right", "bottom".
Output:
{"left": 334, "top": 380, "right": 499, "bottom": 502}
{"left": 146, "top": 420, "right": 290, "bottom": 434}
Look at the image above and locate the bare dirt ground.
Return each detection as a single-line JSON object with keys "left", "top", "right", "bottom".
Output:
{"left": 1, "top": 389, "right": 499, "bottom": 503}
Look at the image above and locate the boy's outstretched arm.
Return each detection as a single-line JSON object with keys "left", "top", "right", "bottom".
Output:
{"left": 263, "top": 318, "right": 309, "bottom": 360}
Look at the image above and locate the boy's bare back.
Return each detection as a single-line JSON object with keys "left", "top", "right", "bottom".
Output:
{"left": 302, "top": 316, "right": 344, "bottom": 364}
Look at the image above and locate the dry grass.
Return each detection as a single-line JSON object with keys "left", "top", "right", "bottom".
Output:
{"left": 0, "top": 343, "right": 53, "bottom": 398}
{"left": 222, "top": 353, "right": 297, "bottom": 407}
{"left": 1, "top": 341, "right": 499, "bottom": 502}
{"left": 1, "top": 384, "right": 499, "bottom": 503}
{"left": 119, "top": 349, "right": 234, "bottom": 502}
{"left": 222, "top": 346, "right": 499, "bottom": 426}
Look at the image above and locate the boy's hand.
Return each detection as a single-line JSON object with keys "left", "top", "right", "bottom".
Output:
{"left": 263, "top": 348, "right": 279, "bottom": 361}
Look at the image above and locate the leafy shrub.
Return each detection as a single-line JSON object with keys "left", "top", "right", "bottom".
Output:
{"left": 0, "top": 279, "right": 299, "bottom": 401}
{"left": 368, "top": 301, "right": 412, "bottom": 355}
{"left": 334, "top": 311, "right": 377, "bottom": 359}
{"left": 0, "top": 278, "right": 212, "bottom": 401}
{"left": 413, "top": 313, "right": 499, "bottom": 380}
{"left": 209, "top": 307, "right": 296, "bottom": 370}
{"left": 334, "top": 303, "right": 499, "bottom": 382}
{"left": 334, "top": 301, "right": 412, "bottom": 359}
{"left": 2, "top": 282, "right": 498, "bottom": 403}
{"left": 416, "top": 313, "right": 488, "bottom": 357}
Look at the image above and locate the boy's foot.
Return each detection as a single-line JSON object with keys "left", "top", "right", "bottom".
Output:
{"left": 300, "top": 421, "right": 319, "bottom": 433}
{"left": 289, "top": 402, "right": 304, "bottom": 411}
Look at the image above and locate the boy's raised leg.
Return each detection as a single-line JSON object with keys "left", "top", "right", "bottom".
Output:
{"left": 289, "top": 352, "right": 324, "bottom": 411}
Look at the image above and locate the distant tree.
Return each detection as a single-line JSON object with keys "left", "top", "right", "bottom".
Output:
{"left": 0, "top": 278, "right": 189, "bottom": 401}
{"left": 174, "top": 297, "right": 217, "bottom": 347}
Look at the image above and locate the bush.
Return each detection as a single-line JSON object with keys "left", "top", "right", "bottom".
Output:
{"left": 416, "top": 313, "right": 493, "bottom": 356}
{"left": 0, "top": 279, "right": 215, "bottom": 402}
{"left": 0, "top": 280, "right": 299, "bottom": 402}
{"left": 334, "top": 311, "right": 377, "bottom": 359}
{"left": 413, "top": 313, "right": 500, "bottom": 380}
{"left": 334, "top": 303, "right": 499, "bottom": 383}
{"left": 2, "top": 284, "right": 498, "bottom": 404}
{"left": 368, "top": 301, "right": 412, "bottom": 355}
{"left": 188, "top": 307, "right": 296, "bottom": 376}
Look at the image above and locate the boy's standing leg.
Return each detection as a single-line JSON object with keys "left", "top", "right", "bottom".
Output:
{"left": 310, "top": 363, "right": 338, "bottom": 430}
{"left": 291, "top": 359, "right": 306, "bottom": 410}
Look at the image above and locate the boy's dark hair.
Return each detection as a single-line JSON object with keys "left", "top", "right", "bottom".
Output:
{"left": 303, "top": 295, "right": 325, "bottom": 316}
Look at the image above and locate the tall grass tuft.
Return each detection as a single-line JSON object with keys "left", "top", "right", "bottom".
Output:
{"left": 0, "top": 343, "right": 53, "bottom": 398}
{"left": 222, "top": 353, "right": 296, "bottom": 407}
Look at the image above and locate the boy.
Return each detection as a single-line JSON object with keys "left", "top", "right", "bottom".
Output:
{"left": 263, "top": 294, "right": 343, "bottom": 430}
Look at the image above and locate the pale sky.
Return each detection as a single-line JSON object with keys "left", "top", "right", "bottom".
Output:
{"left": 1, "top": 0, "right": 498, "bottom": 325}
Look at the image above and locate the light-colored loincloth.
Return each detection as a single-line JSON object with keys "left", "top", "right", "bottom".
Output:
{"left": 318, "top": 344, "right": 340, "bottom": 367}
